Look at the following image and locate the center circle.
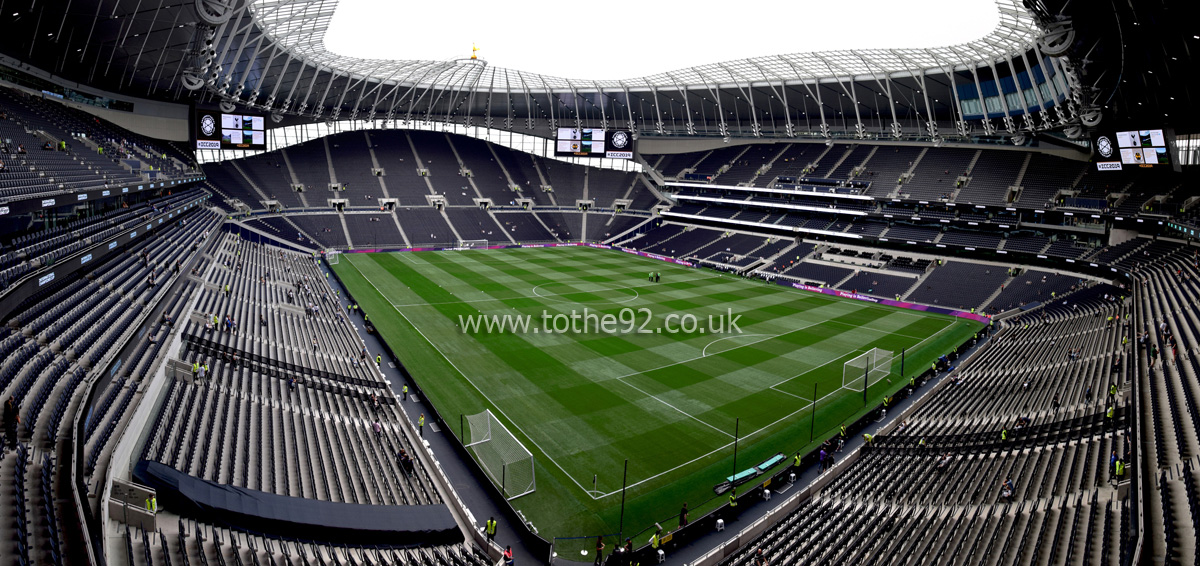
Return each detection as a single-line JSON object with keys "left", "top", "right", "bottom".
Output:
{"left": 531, "top": 281, "right": 641, "bottom": 304}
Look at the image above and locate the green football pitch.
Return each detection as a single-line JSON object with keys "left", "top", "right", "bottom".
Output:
{"left": 331, "top": 245, "right": 980, "bottom": 547}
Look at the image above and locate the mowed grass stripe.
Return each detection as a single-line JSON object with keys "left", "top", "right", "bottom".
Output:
{"left": 365, "top": 250, "right": 806, "bottom": 484}
{"left": 350, "top": 252, "right": 739, "bottom": 487}
{"left": 333, "top": 246, "right": 983, "bottom": 540}
{"left": 371, "top": 249, "right": 947, "bottom": 477}
{"left": 347, "top": 252, "right": 726, "bottom": 496}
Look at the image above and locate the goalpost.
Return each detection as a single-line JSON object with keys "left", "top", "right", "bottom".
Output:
{"left": 842, "top": 348, "right": 895, "bottom": 392}
{"left": 457, "top": 239, "right": 488, "bottom": 249}
{"left": 325, "top": 250, "right": 339, "bottom": 264}
{"left": 464, "top": 410, "right": 536, "bottom": 500}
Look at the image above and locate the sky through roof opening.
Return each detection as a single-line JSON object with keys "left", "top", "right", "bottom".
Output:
{"left": 324, "top": 0, "right": 1002, "bottom": 81}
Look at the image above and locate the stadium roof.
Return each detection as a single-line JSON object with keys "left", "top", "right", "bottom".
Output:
{"left": 256, "top": 0, "right": 1038, "bottom": 92}
{"left": 0, "top": 0, "right": 1192, "bottom": 139}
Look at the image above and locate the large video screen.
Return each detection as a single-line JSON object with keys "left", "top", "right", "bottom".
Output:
{"left": 554, "top": 128, "right": 635, "bottom": 159}
{"left": 194, "top": 109, "right": 267, "bottom": 151}
{"left": 1093, "top": 128, "right": 1173, "bottom": 171}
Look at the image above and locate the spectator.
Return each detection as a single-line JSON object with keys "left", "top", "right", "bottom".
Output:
{"left": 1000, "top": 478, "right": 1014, "bottom": 501}
{"left": 4, "top": 395, "right": 19, "bottom": 450}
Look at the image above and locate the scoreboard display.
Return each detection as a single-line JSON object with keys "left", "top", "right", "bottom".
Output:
{"left": 1093, "top": 128, "right": 1177, "bottom": 171}
{"left": 194, "top": 109, "right": 267, "bottom": 151}
{"left": 554, "top": 128, "right": 635, "bottom": 159}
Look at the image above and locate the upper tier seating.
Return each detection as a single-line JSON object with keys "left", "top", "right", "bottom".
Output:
{"left": 901, "top": 147, "right": 975, "bottom": 201}
{"left": 231, "top": 153, "right": 306, "bottom": 209}
{"left": 127, "top": 520, "right": 490, "bottom": 566}
{"left": 0, "top": 88, "right": 171, "bottom": 199}
{"left": 765, "top": 144, "right": 821, "bottom": 182}
{"left": 408, "top": 131, "right": 477, "bottom": 206}
{"left": 823, "top": 144, "right": 872, "bottom": 180}
{"left": 691, "top": 146, "right": 745, "bottom": 179}
{"left": 1020, "top": 154, "right": 1088, "bottom": 207}
{"left": 449, "top": 135, "right": 523, "bottom": 203}
{"left": 859, "top": 146, "right": 922, "bottom": 197}
{"left": 588, "top": 168, "right": 638, "bottom": 207}
{"left": 652, "top": 151, "right": 704, "bottom": 179}
{"left": 717, "top": 144, "right": 780, "bottom": 185}
{"left": 365, "top": 130, "right": 433, "bottom": 207}
{"left": 204, "top": 130, "right": 662, "bottom": 225}
{"left": 328, "top": 132, "right": 386, "bottom": 203}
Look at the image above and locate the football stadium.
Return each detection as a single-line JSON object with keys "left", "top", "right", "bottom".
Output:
{"left": 0, "top": 0, "right": 1194, "bottom": 564}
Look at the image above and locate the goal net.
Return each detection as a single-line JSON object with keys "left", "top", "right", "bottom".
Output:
{"left": 457, "top": 239, "right": 488, "bottom": 249}
{"left": 464, "top": 410, "right": 535, "bottom": 500}
{"left": 325, "top": 251, "right": 339, "bottom": 265}
{"left": 842, "top": 348, "right": 895, "bottom": 392}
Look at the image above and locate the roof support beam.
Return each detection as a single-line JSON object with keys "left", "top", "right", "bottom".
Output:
{"left": 1002, "top": 54, "right": 1036, "bottom": 132}
{"left": 964, "top": 63, "right": 994, "bottom": 135}
{"left": 1016, "top": 49, "right": 1052, "bottom": 129}
{"left": 984, "top": 59, "right": 1017, "bottom": 133}
{"left": 758, "top": 58, "right": 794, "bottom": 137}
{"left": 1032, "top": 42, "right": 1073, "bottom": 125}
{"left": 854, "top": 54, "right": 899, "bottom": 138}
{"left": 817, "top": 56, "right": 864, "bottom": 139}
